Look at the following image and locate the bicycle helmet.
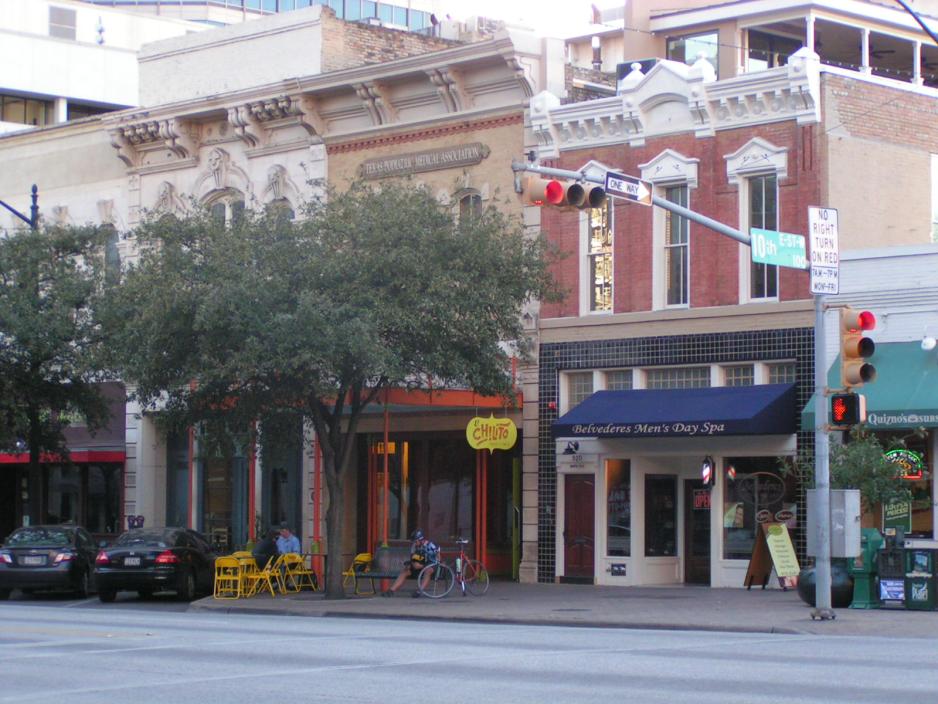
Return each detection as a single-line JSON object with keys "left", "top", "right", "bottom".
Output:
{"left": 411, "top": 529, "right": 424, "bottom": 540}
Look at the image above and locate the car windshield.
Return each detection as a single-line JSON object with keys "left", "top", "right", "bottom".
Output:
{"left": 115, "top": 529, "right": 174, "bottom": 548}
{"left": 6, "top": 527, "right": 72, "bottom": 547}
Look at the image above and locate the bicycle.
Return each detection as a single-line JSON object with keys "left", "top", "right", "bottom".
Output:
{"left": 451, "top": 538, "right": 489, "bottom": 596}
{"left": 416, "top": 559, "right": 454, "bottom": 599}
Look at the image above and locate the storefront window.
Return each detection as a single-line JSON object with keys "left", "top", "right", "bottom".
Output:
{"left": 166, "top": 431, "right": 190, "bottom": 529}
{"left": 645, "top": 475, "right": 677, "bottom": 556}
{"left": 723, "top": 458, "right": 796, "bottom": 559}
{"left": 45, "top": 466, "right": 80, "bottom": 524}
{"left": 86, "top": 465, "right": 120, "bottom": 534}
{"left": 606, "top": 460, "right": 630, "bottom": 556}
{"left": 876, "top": 432, "right": 932, "bottom": 538}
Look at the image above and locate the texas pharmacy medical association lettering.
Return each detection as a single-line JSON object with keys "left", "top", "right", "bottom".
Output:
{"left": 359, "top": 143, "right": 490, "bottom": 179}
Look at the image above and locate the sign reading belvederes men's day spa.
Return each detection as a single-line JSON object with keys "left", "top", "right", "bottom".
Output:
{"left": 360, "top": 143, "right": 490, "bottom": 179}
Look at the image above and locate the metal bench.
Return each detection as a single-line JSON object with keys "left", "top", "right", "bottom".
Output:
{"left": 348, "top": 544, "right": 412, "bottom": 595}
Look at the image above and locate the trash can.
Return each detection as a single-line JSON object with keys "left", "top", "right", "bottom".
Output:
{"left": 877, "top": 546, "right": 905, "bottom": 605}
{"left": 904, "top": 548, "right": 937, "bottom": 611}
{"left": 849, "top": 528, "right": 883, "bottom": 609}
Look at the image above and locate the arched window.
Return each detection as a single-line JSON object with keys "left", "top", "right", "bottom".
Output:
{"left": 457, "top": 191, "right": 482, "bottom": 223}
{"left": 266, "top": 197, "right": 295, "bottom": 222}
{"left": 206, "top": 188, "right": 245, "bottom": 226}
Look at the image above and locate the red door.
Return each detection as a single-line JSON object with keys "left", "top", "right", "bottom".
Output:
{"left": 563, "top": 475, "right": 594, "bottom": 582}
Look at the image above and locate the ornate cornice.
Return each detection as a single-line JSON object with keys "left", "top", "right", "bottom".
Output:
{"left": 109, "top": 117, "right": 198, "bottom": 168}
{"left": 227, "top": 94, "right": 321, "bottom": 149}
{"left": 531, "top": 49, "right": 821, "bottom": 159}
{"left": 326, "top": 113, "right": 522, "bottom": 154}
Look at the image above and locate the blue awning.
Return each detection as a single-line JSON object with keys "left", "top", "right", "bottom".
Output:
{"left": 552, "top": 383, "right": 796, "bottom": 439}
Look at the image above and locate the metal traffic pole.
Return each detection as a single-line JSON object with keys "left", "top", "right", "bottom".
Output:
{"left": 813, "top": 293, "right": 834, "bottom": 619}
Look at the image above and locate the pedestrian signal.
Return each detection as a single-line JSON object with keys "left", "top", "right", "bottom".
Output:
{"left": 830, "top": 393, "right": 866, "bottom": 426}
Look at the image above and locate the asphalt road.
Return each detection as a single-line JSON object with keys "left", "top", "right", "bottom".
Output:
{"left": 2, "top": 603, "right": 937, "bottom": 704}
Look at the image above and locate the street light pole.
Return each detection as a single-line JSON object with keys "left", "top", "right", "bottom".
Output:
{"left": 0, "top": 184, "right": 39, "bottom": 230}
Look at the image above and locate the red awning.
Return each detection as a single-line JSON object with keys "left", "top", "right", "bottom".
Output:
{"left": 0, "top": 450, "right": 126, "bottom": 464}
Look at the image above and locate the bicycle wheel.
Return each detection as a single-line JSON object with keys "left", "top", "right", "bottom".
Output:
{"left": 463, "top": 559, "right": 490, "bottom": 596}
{"left": 418, "top": 562, "right": 454, "bottom": 599}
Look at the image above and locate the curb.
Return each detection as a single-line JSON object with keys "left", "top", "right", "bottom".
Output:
{"left": 187, "top": 601, "right": 802, "bottom": 636}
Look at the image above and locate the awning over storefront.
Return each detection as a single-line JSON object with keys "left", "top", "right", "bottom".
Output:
{"left": 552, "top": 383, "right": 796, "bottom": 439}
{"left": 802, "top": 341, "right": 938, "bottom": 430}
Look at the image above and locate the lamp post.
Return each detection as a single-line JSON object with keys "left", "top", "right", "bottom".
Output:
{"left": 0, "top": 185, "right": 39, "bottom": 231}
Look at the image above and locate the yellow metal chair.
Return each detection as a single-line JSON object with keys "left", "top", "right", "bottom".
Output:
{"left": 342, "top": 552, "right": 374, "bottom": 595}
{"left": 281, "top": 553, "right": 319, "bottom": 592}
{"left": 213, "top": 555, "right": 242, "bottom": 600}
{"left": 236, "top": 554, "right": 260, "bottom": 596}
{"left": 245, "top": 554, "right": 284, "bottom": 597}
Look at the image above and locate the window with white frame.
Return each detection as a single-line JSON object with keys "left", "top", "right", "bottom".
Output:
{"left": 587, "top": 201, "right": 613, "bottom": 312}
{"left": 605, "top": 370, "right": 633, "bottom": 390}
{"left": 646, "top": 367, "right": 710, "bottom": 389}
{"left": 768, "top": 362, "right": 797, "bottom": 384}
{"left": 207, "top": 189, "right": 246, "bottom": 227}
{"left": 723, "top": 365, "right": 754, "bottom": 386}
{"left": 664, "top": 185, "right": 689, "bottom": 306}
{"left": 567, "top": 371, "right": 594, "bottom": 409}
{"left": 749, "top": 174, "right": 778, "bottom": 299}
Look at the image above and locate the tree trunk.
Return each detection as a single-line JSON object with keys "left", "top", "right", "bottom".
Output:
{"left": 322, "top": 454, "right": 346, "bottom": 599}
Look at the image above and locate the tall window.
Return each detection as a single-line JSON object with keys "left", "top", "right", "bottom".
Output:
{"left": 567, "top": 371, "right": 594, "bottom": 408}
{"left": 667, "top": 31, "right": 718, "bottom": 77}
{"left": 588, "top": 201, "right": 612, "bottom": 312}
{"left": 750, "top": 174, "right": 778, "bottom": 299}
{"left": 606, "top": 460, "right": 631, "bottom": 557}
{"left": 208, "top": 190, "right": 245, "bottom": 227}
{"left": 664, "top": 185, "right": 689, "bottom": 306}
{"left": 458, "top": 192, "right": 482, "bottom": 223}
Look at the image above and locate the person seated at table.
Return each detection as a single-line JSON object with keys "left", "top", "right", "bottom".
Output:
{"left": 276, "top": 522, "right": 301, "bottom": 554}
{"left": 253, "top": 529, "right": 280, "bottom": 570}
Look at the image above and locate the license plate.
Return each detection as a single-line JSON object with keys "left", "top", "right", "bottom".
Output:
{"left": 124, "top": 557, "right": 141, "bottom": 567}
{"left": 22, "top": 556, "right": 45, "bottom": 566}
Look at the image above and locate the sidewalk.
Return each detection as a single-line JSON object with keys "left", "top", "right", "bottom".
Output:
{"left": 190, "top": 581, "right": 938, "bottom": 638}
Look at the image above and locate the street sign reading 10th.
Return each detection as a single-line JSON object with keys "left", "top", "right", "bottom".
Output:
{"left": 750, "top": 228, "right": 808, "bottom": 270}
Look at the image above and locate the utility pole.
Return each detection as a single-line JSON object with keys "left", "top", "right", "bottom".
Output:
{"left": 0, "top": 185, "right": 39, "bottom": 231}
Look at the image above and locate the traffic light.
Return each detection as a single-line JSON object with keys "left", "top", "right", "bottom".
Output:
{"left": 840, "top": 307, "right": 876, "bottom": 388}
{"left": 519, "top": 175, "right": 606, "bottom": 209}
{"left": 830, "top": 392, "right": 866, "bottom": 426}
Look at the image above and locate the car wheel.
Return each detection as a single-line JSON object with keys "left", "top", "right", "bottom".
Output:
{"left": 0, "top": 588, "right": 10, "bottom": 600}
{"left": 177, "top": 570, "right": 196, "bottom": 601}
{"left": 75, "top": 570, "right": 91, "bottom": 599}
{"left": 98, "top": 591, "right": 116, "bottom": 603}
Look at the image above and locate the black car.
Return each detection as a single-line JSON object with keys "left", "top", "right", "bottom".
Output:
{"left": 94, "top": 527, "right": 216, "bottom": 602}
{"left": 0, "top": 525, "right": 98, "bottom": 599}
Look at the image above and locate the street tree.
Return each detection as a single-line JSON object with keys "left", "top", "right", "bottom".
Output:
{"left": 0, "top": 225, "right": 112, "bottom": 508}
{"left": 108, "top": 181, "right": 559, "bottom": 597}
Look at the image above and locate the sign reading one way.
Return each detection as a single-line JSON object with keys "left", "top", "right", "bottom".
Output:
{"left": 808, "top": 206, "right": 839, "bottom": 295}
{"left": 604, "top": 171, "right": 653, "bottom": 206}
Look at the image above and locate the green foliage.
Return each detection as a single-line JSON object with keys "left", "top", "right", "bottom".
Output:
{"left": 0, "top": 224, "right": 112, "bottom": 461}
{"left": 106, "top": 181, "right": 560, "bottom": 596}
{"left": 782, "top": 428, "right": 916, "bottom": 512}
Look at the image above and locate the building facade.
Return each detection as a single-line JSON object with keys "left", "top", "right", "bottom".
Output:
{"left": 522, "top": 0, "right": 938, "bottom": 587}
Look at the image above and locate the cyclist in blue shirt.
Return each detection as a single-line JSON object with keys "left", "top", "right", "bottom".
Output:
{"left": 382, "top": 529, "right": 438, "bottom": 598}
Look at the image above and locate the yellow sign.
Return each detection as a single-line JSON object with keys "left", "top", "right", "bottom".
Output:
{"left": 764, "top": 523, "right": 800, "bottom": 578}
{"left": 466, "top": 415, "right": 517, "bottom": 452}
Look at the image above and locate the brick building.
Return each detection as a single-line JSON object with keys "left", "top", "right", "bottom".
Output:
{"left": 520, "top": 0, "right": 938, "bottom": 587}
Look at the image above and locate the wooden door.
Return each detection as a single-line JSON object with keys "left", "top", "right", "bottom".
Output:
{"left": 684, "top": 479, "right": 711, "bottom": 584}
{"left": 563, "top": 474, "right": 594, "bottom": 582}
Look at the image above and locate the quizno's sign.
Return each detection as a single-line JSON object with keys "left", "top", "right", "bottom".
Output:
{"left": 466, "top": 415, "right": 517, "bottom": 452}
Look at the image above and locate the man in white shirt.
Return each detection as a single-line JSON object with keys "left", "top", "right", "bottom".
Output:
{"left": 276, "top": 523, "right": 301, "bottom": 554}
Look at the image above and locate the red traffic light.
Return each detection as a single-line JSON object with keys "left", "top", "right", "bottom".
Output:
{"left": 843, "top": 309, "right": 876, "bottom": 332}
{"left": 840, "top": 307, "right": 876, "bottom": 388}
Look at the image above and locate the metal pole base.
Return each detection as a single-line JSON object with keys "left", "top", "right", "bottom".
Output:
{"left": 810, "top": 607, "right": 837, "bottom": 621}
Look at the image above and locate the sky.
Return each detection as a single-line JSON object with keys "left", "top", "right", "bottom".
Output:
{"left": 450, "top": 0, "right": 620, "bottom": 39}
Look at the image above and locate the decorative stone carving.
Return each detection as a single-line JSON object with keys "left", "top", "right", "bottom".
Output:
{"left": 724, "top": 137, "right": 789, "bottom": 184}
{"left": 426, "top": 68, "right": 468, "bottom": 113}
{"left": 354, "top": 82, "right": 396, "bottom": 125}
{"left": 640, "top": 149, "right": 700, "bottom": 188}
{"left": 262, "top": 165, "right": 301, "bottom": 206}
{"left": 227, "top": 94, "right": 321, "bottom": 149}
{"left": 109, "top": 117, "right": 198, "bottom": 168}
{"left": 50, "top": 205, "right": 71, "bottom": 226}
{"left": 153, "top": 181, "right": 188, "bottom": 215}
{"left": 193, "top": 148, "right": 253, "bottom": 201}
